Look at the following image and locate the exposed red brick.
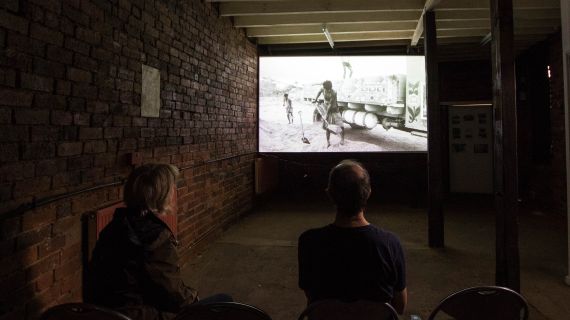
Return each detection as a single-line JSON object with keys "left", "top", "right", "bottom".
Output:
{"left": 0, "top": 117, "right": 26, "bottom": 134}
{"left": 56, "top": 142, "right": 82, "bottom": 157}
{"left": 36, "top": 159, "right": 67, "bottom": 176}
{"left": 52, "top": 171, "right": 81, "bottom": 188}
{"left": 76, "top": 26, "right": 101, "bottom": 45}
{"left": 72, "top": 113, "right": 90, "bottom": 126}
{"left": 29, "top": 0, "right": 62, "bottom": 14}
{"left": 0, "top": 270, "right": 26, "bottom": 294}
{"left": 47, "top": 46, "right": 73, "bottom": 64}
{"left": 50, "top": 110, "right": 73, "bottom": 126}
{"left": 33, "top": 57, "right": 65, "bottom": 78}
{"left": 38, "top": 236, "right": 65, "bottom": 258}
{"left": 0, "top": 88, "right": 34, "bottom": 107}
{"left": 54, "top": 257, "right": 80, "bottom": 281}
{"left": 34, "top": 93, "right": 66, "bottom": 109}
{"left": 66, "top": 67, "right": 92, "bottom": 83}
{"left": 14, "top": 109, "right": 50, "bottom": 125}
{"left": 78, "top": 127, "right": 102, "bottom": 140}
{"left": 83, "top": 140, "right": 107, "bottom": 154}
{"left": 31, "top": 126, "right": 62, "bottom": 141}
{"left": 0, "top": 143, "right": 19, "bottom": 162}
{"left": 20, "top": 73, "right": 54, "bottom": 92}
{"left": 25, "top": 252, "right": 60, "bottom": 282}
{"left": 35, "top": 271, "right": 54, "bottom": 292}
{"left": 73, "top": 54, "right": 98, "bottom": 72}
{"left": 72, "top": 83, "right": 98, "bottom": 99}
{"left": 0, "top": 215, "right": 21, "bottom": 240}
{"left": 25, "top": 283, "right": 60, "bottom": 319}
{"left": 22, "top": 142, "right": 55, "bottom": 160}
{"left": 0, "top": 0, "right": 258, "bottom": 313}
{"left": 103, "top": 127, "right": 122, "bottom": 139}
{"left": 63, "top": 36, "right": 90, "bottom": 56}
{"left": 0, "top": 10, "right": 29, "bottom": 34}
{"left": 22, "top": 208, "right": 56, "bottom": 232}
{"left": 30, "top": 23, "right": 64, "bottom": 46}
{"left": 0, "top": 0, "right": 20, "bottom": 12}
{"left": 59, "top": 268, "right": 81, "bottom": 295}
{"left": 62, "top": 2, "right": 89, "bottom": 26}
{"left": 13, "top": 176, "right": 52, "bottom": 198}
{"left": 59, "top": 242, "right": 81, "bottom": 263}
{"left": 56, "top": 80, "right": 72, "bottom": 95}
{"left": 0, "top": 67, "right": 17, "bottom": 87}
{"left": 0, "top": 161, "right": 35, "bottom": 182}
{"left": 67, "top": 155, "right": 93, "bottom": 170}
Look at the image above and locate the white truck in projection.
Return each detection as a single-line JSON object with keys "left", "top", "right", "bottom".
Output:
{"left": 302, "top": 58, "right": 427, "bottom": 135}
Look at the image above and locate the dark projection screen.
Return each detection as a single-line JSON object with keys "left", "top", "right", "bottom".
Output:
{"left": 259, "top": 56, "right": 427, "bottom": 152}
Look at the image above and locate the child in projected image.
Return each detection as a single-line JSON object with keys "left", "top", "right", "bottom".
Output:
{"left": 314, "top": 80, "right": 345, "bottom": 148}
{"left": 283, "top": 93, "right": 293, "bottom": 124}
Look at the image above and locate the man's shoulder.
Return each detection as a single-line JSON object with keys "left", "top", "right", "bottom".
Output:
{"left": 299, "top": 225, "right": 331, "bottom": 242}
{"left": 368, "top": 225, "right": 402, "bottom": 244}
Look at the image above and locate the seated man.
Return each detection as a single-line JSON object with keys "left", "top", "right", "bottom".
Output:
{"left": 298, "top": 160, "right": 407, "bottom": 314}
{"left": 86, "top": 164, "right": 230, "bottom": 320}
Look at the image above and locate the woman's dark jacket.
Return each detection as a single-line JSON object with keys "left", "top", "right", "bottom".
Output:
{"left": 86, "top": 207, "right": 197, "bottom": 320}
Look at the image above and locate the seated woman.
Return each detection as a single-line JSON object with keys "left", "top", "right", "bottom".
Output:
{"left": 86, "top": 163, "right": 230, "bottom": 320}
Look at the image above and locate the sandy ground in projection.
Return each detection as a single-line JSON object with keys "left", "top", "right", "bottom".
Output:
{"left": 259, "top": 97, "right": 427, "bottom": 153}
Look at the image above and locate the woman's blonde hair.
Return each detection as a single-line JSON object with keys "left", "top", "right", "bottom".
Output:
{"left": 123, "top": 163, "right": 179, "bottom": 215}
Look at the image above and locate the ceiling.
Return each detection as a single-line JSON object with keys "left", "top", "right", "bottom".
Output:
{"left": 208, "top": 0, "right": 562, "bottom": 59}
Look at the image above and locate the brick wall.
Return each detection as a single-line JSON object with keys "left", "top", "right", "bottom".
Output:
{"left": 0, "top": 0, "right": 257, "bottom": 318}
{"left": 516, "top": 33, "right": 566, "bottom": 215}
{"left": 546, "top": 34, "right": 567, "bottom": 214}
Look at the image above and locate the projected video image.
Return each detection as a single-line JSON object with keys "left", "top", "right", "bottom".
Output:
{"left": 259, "top": 56, "right": 427, "bottom": 152}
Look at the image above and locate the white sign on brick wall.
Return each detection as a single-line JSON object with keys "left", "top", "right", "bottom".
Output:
{"left": 141, "top": 64, "right": 160, "bottom": 118}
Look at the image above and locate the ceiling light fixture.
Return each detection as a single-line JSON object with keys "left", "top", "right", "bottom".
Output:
{"left": 322, "top": 24, "right": 334, "bottom": 49}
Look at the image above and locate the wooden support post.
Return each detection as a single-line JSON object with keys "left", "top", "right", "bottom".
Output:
{"left": 561, "top": 0, "right": 570, "bottom": 287}
{"left": 490, "top": 0, "right": 520, "bottom": 291}
{"left": 425, "top": 10, "right": 444, "bottom": 248}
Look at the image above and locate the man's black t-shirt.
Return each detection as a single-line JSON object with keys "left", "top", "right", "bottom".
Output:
{"left": 298, "top": 224, "right": 406, "bottom": 304}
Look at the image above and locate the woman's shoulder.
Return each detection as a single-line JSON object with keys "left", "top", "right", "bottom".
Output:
{"left": 128, "top": 212, "right": 174, "bottom": 247}
{"left": 145, "top": 227, "right": 175, "bottom": 251}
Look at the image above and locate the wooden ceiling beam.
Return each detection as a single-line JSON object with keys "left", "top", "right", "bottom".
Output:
{"left": 220, "top": 0, "right": 559, "bottom": 16}
{"left": 247, "top": 22, "right": 417, "bottom": 37}
{"left": 233, "top": 8, "right": 559, "bottom": 28}
{"left": 246, "top": 20, "right": 519, "bottom": 37}
{"left": 234, "top": 11, "right": 422, "bottom": 27}
{"left": 220, "top": 0, "right": 424, "bottom": 16}
{"left": 411, "top": 0, "right": 442, "bottom": 46}
{"left": 256, "top": 27, "right": 557, "bottom": 45}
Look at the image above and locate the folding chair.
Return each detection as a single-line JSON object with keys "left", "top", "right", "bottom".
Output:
{"left": 427, "top": 286, "right": 529, "bottom": 320}
{"left": 174, "top": 302, "right": 272, "bottom": 320}
{"left": 40, "top": 303, "right": 132, "bottom": 320}
{"left": 298, "top": 299, "right": 399, "bottom": 320}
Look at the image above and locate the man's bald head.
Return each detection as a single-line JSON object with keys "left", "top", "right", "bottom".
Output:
{"left": 327, "top": 160, "right": 371, "bottom": 216}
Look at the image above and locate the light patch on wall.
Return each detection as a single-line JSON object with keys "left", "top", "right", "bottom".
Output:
{"left": 547, "top": 65, "right": 551, "bottom": 79}
{"left": 141, "top": 64, "right": 161, "bottom": 117}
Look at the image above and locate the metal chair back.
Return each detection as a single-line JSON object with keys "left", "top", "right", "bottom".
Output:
{"left": 298, "top": 300, "right": 399, "bottom": 320}
{"left": 40, "top": 303, "right": 133, "bottom": 320}
{"left": 427, "top": 286, "right": 529, "bottom": 320}
{"left": 174, "top": 302, "right": 272, "bottom": 320}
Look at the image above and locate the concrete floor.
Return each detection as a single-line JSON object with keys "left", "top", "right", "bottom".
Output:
{"left": 182, "top": 195, "right": 570, "bottom": 319}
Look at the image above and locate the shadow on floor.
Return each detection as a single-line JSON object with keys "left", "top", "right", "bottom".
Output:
{"left": 182, "top": 194, "right": 569, "bottom": 320}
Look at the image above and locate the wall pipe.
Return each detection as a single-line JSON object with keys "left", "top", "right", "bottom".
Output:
{"left": 1, "top": 152, "right": 256, "bottom": 222}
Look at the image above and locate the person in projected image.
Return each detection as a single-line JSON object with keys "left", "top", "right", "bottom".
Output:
{"left": 298, "top": 160, "right": 408, "bottom": 315}
{"left": 283, "top": 93, "right": 294, "bottom": 124}
{"left": 314, "top": 80, "right": 345, "bottom": 148}
{"left": 86, "top": 164, "right": 232, "bottom": 320}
